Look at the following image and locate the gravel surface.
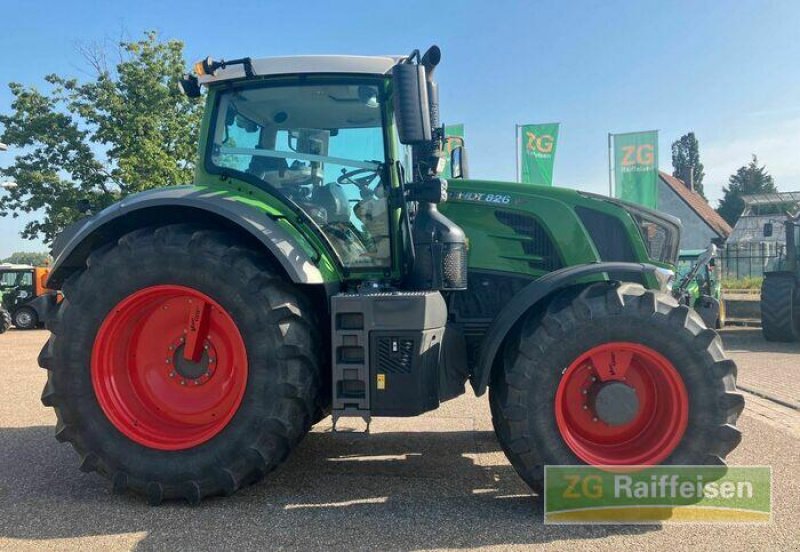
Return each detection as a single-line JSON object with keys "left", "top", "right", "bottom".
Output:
{"left": 0, "top": 328, "right": 797, "bottom": 551}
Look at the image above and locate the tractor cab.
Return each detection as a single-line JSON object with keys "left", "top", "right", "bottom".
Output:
{"left": 184, "top": 50, "right": 468, "bottom": 288}
{"left": 208, "top": 80, "right": 395, "bottom": 268}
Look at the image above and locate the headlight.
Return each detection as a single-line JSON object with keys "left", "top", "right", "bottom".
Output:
{"left": 653, "top": 267, "right": 675, "bottom": 293}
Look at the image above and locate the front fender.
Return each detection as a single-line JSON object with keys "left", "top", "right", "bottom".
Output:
{"left": 471, "top": 262, "right": 660, "bottom": 396}
{"left": 47, "top": 186, "right": 326, "bottom": 289}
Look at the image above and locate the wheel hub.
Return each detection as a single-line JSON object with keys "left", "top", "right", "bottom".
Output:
{"left": 169, "top": 340, "right": 216, "bottom": 386}
{"left": 590, "top": 381, "right": 639, "bottom": 426}
{"left": 16, "top": 311, "right": 32, "bottom": 326}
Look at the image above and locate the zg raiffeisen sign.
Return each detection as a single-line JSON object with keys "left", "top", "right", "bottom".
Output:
{"left": 545, "top": 465, "right": 771, "bottom": 524}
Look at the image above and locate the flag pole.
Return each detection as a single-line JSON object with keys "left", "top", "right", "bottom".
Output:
{"left": 515, "top": 125, "right": 520, "bottom": 183}
{"left": 607, "top": 133, "right": 613, "bottom": 197}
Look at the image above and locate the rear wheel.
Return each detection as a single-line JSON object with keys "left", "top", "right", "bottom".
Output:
{"left": 0, "top": 308, "right": 10, "bottom": 334}
{"left": 39, "top": 224, "right": 323, "bottom": 504}
{"left": 761, "top": 273, "right": 799, "bottom": 342}
{"left": 14, "top": 307, "right": 38, "bottom": 329}
{"left": 490, "top": 282, "right": 744, "bottom": 492}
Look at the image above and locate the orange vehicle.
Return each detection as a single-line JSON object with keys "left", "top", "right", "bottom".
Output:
{"left": 0, "top": 264, "right": 59, "bottom": 329}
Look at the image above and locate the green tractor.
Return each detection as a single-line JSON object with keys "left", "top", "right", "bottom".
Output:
{"left": 673, "top": 245, "right": 725, "bottom": 329}
{"left": 39, "top": 47, "right": 743, "bottom": 504}
{"left": 761, "top": 214, "right": 800, "bottom": 341}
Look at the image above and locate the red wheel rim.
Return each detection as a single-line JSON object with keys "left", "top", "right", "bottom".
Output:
{"left": 554, "top": 342, "right": 688, "bottom": 465}
{"left": 92, "top": 285, "right": 248, "bottom": 450}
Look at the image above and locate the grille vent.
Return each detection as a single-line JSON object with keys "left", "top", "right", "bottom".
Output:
{"left": 495, "top": 211, "right": 563, "bottom": 271}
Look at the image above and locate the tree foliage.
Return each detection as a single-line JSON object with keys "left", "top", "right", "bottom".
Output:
{"left": 671, "top": 132, "right": 706, "bottom": 199}
{"left": 1, "top": 251, "right": 51, "bottom": 266}
{"left": 717, "top": 155, "right": 777, "bottom": 226}
{"left": 0, "top": 31, "right": 202, "bottom": 243}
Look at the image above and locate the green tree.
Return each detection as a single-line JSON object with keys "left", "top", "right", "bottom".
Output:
{"left": 671, "top": 132, "right": 706, "bottom": 199}
{"left": 0, "top": 31, "right": 202, "bottom": 243}
{"left": 717, "top": 155, "right": 777, "bottom": 226}
{"left": 2, "top": 251, "right": 51, "bottom": 266}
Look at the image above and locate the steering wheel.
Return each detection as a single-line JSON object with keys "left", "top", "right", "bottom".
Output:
{"left": 337, "top": 167, "right": 380, "bottom": 199}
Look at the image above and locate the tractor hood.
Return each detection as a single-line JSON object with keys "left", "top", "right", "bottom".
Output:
{"left": 441, "top": 178, "right": 681, "bottom": 276}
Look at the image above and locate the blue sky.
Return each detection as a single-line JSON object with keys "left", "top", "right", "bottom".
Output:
{"left": 1, "top": 0, "right": 799, "bottom": 257}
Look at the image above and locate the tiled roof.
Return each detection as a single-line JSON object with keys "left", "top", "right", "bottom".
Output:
{"left": 659, "top": 171, "right": 732, "bottom": 239}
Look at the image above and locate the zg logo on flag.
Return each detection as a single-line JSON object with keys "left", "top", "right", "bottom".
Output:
{"left": 526, "top": 131, "right": 555, "bottom": 156}
{"left": 620, "top": 144, "right": 655, "bottom": 167}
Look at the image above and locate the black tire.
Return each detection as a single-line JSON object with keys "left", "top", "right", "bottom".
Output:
{"left": 0, "top": 308, "right": 10, "bottom": 334}
{"left": 39, "top": 224, "right": 324, "bottom": 504}
{"left": 490, "top": 282, "right": 744, "bottom": 492}
{"left": 13, "top": 306, "right": 38, "bottom": 330}
{"left": 761, "top": 273, "right": 799, "bottom": 342}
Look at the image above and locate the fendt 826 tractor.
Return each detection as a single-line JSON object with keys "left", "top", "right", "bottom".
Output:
{"left": 39, "top": 47, "right": 743, "bottom": 504}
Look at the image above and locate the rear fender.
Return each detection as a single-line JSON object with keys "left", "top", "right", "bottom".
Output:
{"left": 47, "top": 186, "right": 327, "bottom": 289}
{"left": 471, "top": 262, "right": 659, "bottom": 396}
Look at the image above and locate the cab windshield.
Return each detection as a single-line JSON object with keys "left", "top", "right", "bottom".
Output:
{"left": 209, "top": 80, "right": 392, "bottom": 269}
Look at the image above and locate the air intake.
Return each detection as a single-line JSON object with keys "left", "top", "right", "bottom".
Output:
{"left": 411, "top": 202, "right": 468, "bottom": 291}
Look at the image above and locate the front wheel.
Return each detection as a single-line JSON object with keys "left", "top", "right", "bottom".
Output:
{"left": 13, "top": 307, "right": 38, "bottom": 329}
{"left": 490, "top": 282, "right": 744, "bottom": 492}
{"left": 39, "top": 224, "right": 323, "bottom": 504}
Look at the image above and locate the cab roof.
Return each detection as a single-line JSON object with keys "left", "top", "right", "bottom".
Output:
{"left": 198, "top": 55, "right": 404, "bottom": 86}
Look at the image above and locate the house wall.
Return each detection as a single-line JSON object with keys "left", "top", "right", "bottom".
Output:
{"left": 657, "top": 180, "right": 718, "bottom": 250}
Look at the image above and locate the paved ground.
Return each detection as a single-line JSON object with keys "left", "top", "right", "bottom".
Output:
{"left": 0, "top": 329, "right": 798, "bottom": 551}
{"left": 720, "top": 327, "right": 800, "bottom": 409}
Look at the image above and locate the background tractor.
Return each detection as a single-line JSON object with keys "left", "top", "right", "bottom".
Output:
{"left": 761, "top": 213, "right": 800, "bottom": 341}
{"left": 673, "top": 245, "right": 724, "bottom": 329}
{"left": 0, "top": 264, "right": 58, "bottom": 329}
{"left": 38, "top": 46, "right": 743, "bottom": 504}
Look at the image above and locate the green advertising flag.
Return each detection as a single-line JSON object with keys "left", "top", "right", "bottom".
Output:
{"left": 518, "top": 123, "right": 559, "bottom": 186}
{"left": 613, "top": 130, "right": 659, "bottom": 209}
{"left": 443, "top": 123, "right": 464, "bottom": 178}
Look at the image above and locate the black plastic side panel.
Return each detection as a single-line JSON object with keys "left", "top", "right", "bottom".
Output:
{"left": 471, "top": 262, "right": 658, "bottom": 396}
{"left": 330, "top": 291, "right": 447, "bottom": 422}
{"left": 46, "top": 186, "right": 324, "bottom": 288}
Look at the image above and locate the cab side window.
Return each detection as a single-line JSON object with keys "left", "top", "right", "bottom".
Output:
{"left": 211, "top": 82, "right": 391, "bottom": 269}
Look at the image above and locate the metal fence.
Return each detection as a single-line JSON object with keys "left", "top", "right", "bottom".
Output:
{"left": 718, "top": 242, "right": 785, "bottom": 280}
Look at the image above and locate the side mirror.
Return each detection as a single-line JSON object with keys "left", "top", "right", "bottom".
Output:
{"left": 763, "top": 222, "right": 773, "bottom": 237}
{"left": 449, "top": 144, "right": 469, "bottom": 179}
{"left": 391, "top": 63, "right": 432, "bottom": 145}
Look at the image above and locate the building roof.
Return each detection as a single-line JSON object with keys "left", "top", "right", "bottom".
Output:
{"left": 198, "top": 55, "right": 404, "bottom": 86}
{"left": 659, "top": 171, "right": 732, "bottom": 239}
{"left": 741, "top": 191, "right": 800, "bottom": 207}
